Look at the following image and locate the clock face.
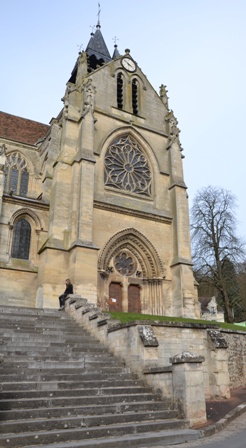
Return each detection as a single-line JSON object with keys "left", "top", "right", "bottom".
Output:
{"left": 121, "top": 57, "right": 137, "bottom": 72}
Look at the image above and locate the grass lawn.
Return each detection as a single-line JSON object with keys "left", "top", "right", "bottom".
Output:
{"left": 108, "top": 311, "right": 246, "bottom": 331}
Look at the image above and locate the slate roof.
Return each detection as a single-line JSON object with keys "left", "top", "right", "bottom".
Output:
{"left": 0, "top": 111, "right": 50, "bottom": 145}
{"left": 86, "top": 24, "right": 112, "bottom": 62}
{"left": 112, "top": 44, "right": 120, "bottom": 59}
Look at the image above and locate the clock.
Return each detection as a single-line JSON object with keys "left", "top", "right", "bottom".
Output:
{"left": 121, "top": 57, "right": 137, "bottom": 72}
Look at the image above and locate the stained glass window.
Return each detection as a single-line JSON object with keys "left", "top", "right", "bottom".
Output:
{"left": 9, "top": 167, "right": 19, "bottom": 193}
{"left": 20, "top": 169, "right": 29, "bottom": 196}
{"left": 4, "top": 152, "right": 29, "bottom": 196}
{"left": 11, "top": 219, "right": 31, "bottom": 260}
{"left": 114, "top": 252, "right": 135, "bottom": 276}
{"left": 104, "top": 135, "right": 151, "bottom": 196}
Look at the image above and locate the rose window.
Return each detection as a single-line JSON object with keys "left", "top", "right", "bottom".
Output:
{"left": 104, "top": 135, "right": 151, "bottom": 196}
{"left": 114, "top": 252, "right": 136, "bottom": 276}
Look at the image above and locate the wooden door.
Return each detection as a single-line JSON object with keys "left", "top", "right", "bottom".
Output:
{"left": 108, "top": 282, "right": 122, "bottom": 312}
{"left": 128, "top": 284, "right": 141, "bottom": 313}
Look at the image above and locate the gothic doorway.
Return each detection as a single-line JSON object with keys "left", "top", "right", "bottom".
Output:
{"left": 98, "top": 228, "right": 165, "bottom": 315}
{"left": 128, "top": 284, "right": 141, "bottom": 313}
{"left": 108, "top": 282, "right": 122, "bottom": 312}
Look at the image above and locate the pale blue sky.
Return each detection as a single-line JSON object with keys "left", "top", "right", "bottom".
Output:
{"left": 1, "top": 0, "right": 246, "bottom": 238}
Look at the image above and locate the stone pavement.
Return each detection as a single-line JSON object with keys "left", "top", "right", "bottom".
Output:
{"left": 161, "top": 412, "right": 246, "bottom": 447}
{"left": 202, "top": 387, "right": 246, "bottom": 428}
{"left": 144, "top": 388, "right": 246, "bottom": 447}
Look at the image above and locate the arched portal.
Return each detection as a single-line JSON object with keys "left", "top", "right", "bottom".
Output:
{"left": 98, "top": 228, "right": 165, "bottom": 315}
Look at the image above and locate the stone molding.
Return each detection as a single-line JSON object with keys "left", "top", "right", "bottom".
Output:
{"left": 94, "top": 200, "right": 172, "bottom": 223}
{"left": 98, "top": 227, "right": 165, "bottom": 279}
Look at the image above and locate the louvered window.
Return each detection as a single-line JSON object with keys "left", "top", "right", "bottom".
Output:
{"left": 117, "top": 73, "right": 123, "bottom": 110}
{"left": 132, "top": 78, "right": 138, "bottom": 115}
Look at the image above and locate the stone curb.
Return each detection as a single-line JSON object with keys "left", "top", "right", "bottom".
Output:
{"left": 199, "top": 402, "right": 246, "bottom": 438}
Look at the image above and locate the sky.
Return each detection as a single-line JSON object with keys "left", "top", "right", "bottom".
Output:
{"left": 1, "top": 0, "right": 246, "bottom": 238}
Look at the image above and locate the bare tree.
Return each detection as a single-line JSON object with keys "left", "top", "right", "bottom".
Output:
{"left": 191, "top": 186, "right": 245, "bottom": 322}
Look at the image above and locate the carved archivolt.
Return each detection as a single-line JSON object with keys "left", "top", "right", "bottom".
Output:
{"left": 9, "top": 208, "right": 42, "bottom": 230}
{"left": 98, "top": 228, "right": 165, "bottom": 279}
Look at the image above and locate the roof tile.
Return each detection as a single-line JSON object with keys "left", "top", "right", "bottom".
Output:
{"left": 0, "top": 111, "right": 50, "bottom": 145}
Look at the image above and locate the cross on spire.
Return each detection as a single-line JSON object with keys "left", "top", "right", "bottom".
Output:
{"left": 97, "top": 3, "right": 101, "bottom": 27}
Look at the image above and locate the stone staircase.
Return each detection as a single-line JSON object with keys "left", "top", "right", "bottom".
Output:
{"left": 0, "top": 305, "right": 200, "bottom": 447}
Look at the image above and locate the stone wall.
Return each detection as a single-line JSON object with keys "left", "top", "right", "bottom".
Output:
{"left": 222, "top": 330, "right": 246, "bottom": 389}
{"left": 66, "top": 298, "right": 246, "bottom": 426}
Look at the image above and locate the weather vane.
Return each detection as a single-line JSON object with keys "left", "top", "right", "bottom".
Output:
{"left": 77, "top": 43, "right": 84, "bottom": 52}
{"left": 97, "top": 2, "right": 101, "bottom": 25}
{"left": 90, "top": 25, "right": 95, "bottom": 34}
{"left": 113, "top": 36, "right": 119, "bottom": 46}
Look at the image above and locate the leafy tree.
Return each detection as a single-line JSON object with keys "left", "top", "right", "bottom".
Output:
{"left": 237, "top": 261, "right": 246, "bottom": 321}
{"left": 191, "top": 186, "right": 245, "bottom": 323}
{"left": 217, "top": 257, "right": 244, "bottom": 322}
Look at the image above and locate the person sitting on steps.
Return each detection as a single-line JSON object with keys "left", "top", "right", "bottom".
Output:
{"left": 58, "top": 279, "right": 73, "bottom": 310}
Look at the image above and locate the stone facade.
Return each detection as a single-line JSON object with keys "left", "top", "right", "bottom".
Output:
{"left": 0, "top": 23, "right": 199, "bottom": 318}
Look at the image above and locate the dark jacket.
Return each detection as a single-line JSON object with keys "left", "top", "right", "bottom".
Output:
{"left": 64, "top": 284, "right": 73, "bottom": 295}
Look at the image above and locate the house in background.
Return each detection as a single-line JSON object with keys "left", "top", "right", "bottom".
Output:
{"left": 199, "top": 296, "right": 225, "bottom": 322}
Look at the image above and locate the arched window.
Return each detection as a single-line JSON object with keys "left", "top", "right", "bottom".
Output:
{"left": 117, "top": 73, "right": 123, "bottom": 110}
{"left": 4, "top": 152, "right": 29, "bottom": 196}
{"left": 132, "top": 78, "right": 138, "bottom": 115}
{"left": 11, "top": 218, "right": 31, "bottom": 260}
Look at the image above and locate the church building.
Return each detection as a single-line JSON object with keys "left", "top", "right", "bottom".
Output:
{"left": 0, "top": 20, "right": 200, "bottom": 318}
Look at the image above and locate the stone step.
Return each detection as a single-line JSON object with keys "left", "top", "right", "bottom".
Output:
{"left": 0, "top": 361, "right": 128, "bottom": 371}
{"left": 0, "top": 346, "right": 113, "bottom": 356}
{"left": 0, "top": 332, "right": 101, "bottom": 344}
{"left": 0, "top": 353, "right": 119, "bottom": 365}
{"left": 0, "top": 305, "right": 60, "bottom": 314}
{"left": 0, "top": 400, "right": 169, "bottom": 421}
{"left": 0, "top": 419, "right": 191, "bottom": 447}
{"left": 0, "top": 430, "right": 200, "bottom": 448}
{"left": 0, "top": 379, "right": 142, "bottom": 392}
{"left": 0, "top": 409, "right": 178, "bottom": 433}
{"left": 0, "top": 329, "right": 97, "bottom": 338}
{"left": 0, "top": 339, "right": 108, "bottom": 351}
{"left": 0, "top": 316, "right": 88, "bottom": 325}
{"left": 0, "top": 385, "right": 153, "bottom": 400}
{"left": 0, "top": 370, "right": 135, "bottom": 382}
{"left": 0, "top": 304, "right": 190, "bottom": 448}
{"left": 0, "top": 392, "right": 161, "bottom": 410}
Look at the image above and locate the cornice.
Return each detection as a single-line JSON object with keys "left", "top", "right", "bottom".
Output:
{"left": 94, "top": 200, "right": 172, "bottom": 224}
{"left": 94, "top": 109, "right": 169, "bottom": 139}
{"left": 170, "top": 257, "right": 193, "bottom": 267}
{"left": 0, "top": 137, "right": 39, "bottom": 152}
{"left": 3, "top": 195, "right": 49, "bottom": 211}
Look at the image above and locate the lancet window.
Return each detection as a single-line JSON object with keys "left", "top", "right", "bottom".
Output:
{"left": 11, "top": 218, "right": 31, "bottom": 260}
{"left": 4, "top": 152, "right": 29, "bottom": 196}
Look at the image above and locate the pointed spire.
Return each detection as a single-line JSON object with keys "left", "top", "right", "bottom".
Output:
{"left": 112, "top": 44, "right": 120, "bottom": 59}
{"left": 86, "top": 24, "right": 111, "bottom": 63}
{"left": 112, "top": 37, "right": 120, "bottom": 59}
